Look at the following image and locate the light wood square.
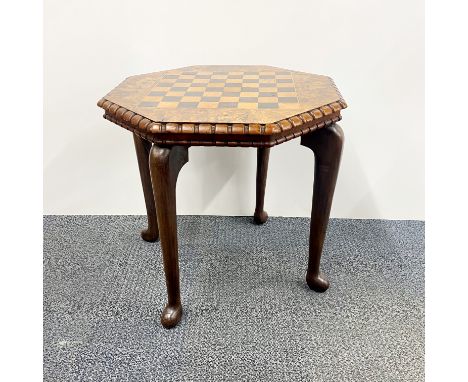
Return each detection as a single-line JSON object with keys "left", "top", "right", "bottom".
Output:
{"left": 157, "top": 102, "right": 178, "bottom": 108}
{"left": 198, "top": 102, "right": 219, "bottom": 109}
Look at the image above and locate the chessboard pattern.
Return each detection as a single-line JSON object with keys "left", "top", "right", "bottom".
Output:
{"left": 138, "top": 70, "right": 301, "bottom": 110}
{"left": 99, "top": 65, "right": 347, "bottom": 135}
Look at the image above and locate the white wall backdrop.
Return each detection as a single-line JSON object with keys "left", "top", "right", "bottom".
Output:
{"left": 44, "top": 0, "right": 424, "bottom": 219}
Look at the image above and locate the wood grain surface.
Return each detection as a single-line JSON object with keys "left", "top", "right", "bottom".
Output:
{"left": 98, "top": 65, "right": 346, "bottom": 147}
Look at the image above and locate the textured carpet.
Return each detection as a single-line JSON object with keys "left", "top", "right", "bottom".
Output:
{"left": 43, "top": 216, "right": 424, "bottom": 381}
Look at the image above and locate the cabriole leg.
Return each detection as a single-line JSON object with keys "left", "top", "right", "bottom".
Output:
{"left": 253, "top": 147, "right": 270, "bottom": 224}
{"left": 149, "top": 144, "right": 189, "bottom": 328}
{"left": 133, "top": 133, "right": 159, "bottom": 242}
{"left": 300, "top": 124, "right": 344, "bottom": 292}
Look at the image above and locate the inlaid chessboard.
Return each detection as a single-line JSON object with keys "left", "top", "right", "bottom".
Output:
{"left": 101, "top": 65, "right": 345, "bottom": 125}
{"left": 138, "top": 69, "right": 299, "bottom": 110}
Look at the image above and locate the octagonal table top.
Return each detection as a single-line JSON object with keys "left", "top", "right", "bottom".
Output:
{"left": 98, "top": 65, "right": 347, "bottom": 147}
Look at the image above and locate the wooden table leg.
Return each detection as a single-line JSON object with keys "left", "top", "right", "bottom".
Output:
{"left": 300, "top": 124, "right": 344, "bottom": 292}
{"left": 149, "top": 144, "right": 189, "bottom": 329}
{"left": 253, "top": 147, "right": 270, "bottom": 224}
{"left": 133, "top": 133, "right": 159, "bottom": 242}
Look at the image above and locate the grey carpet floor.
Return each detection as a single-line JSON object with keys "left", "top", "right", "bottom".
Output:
{"left": 43, "top": 216, "right": 424, "bottom": 382}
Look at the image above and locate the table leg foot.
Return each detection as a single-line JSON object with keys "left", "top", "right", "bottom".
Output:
{"left": 253, "top": 210, "right": 269, "bottom": 224}
{"left": 306, "top": 272, "right": 330, "bottom": 292}
{"left": 253, "top": 147, "right": 270, "bottom": 225}
{"left": 161, "top": 304, "right": 182, "bottom": 329}
{"left": 141, "top": 228, "right": 159, "bottom": 242}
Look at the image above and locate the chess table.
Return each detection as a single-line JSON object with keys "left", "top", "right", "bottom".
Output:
{"left": 98, "top": 65, "right": 346, "bottom": 328}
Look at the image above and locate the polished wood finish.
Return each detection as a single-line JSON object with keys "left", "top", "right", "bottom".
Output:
{"left": 99, "top": 65, "right": 346, "bottom": 125}
{"left": 103, "top": 104, "right": 341, "bottom": 147}
{"left": 253, "top": 147, "right": 270, "bottom": 224}
{"left": 149, "top": 145, "right": 189, "bottom": 328}
{"left": 97, "top": 65, "right": 346, "bottom": 148}
{"left": 301, "top": 124, "right": 344, "bottom": 292}
{"left": 99, "top": 65, "right": 347, "bottom": 329}
{"left": 133, "top": 133, "right": 159, "bottom": 242}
